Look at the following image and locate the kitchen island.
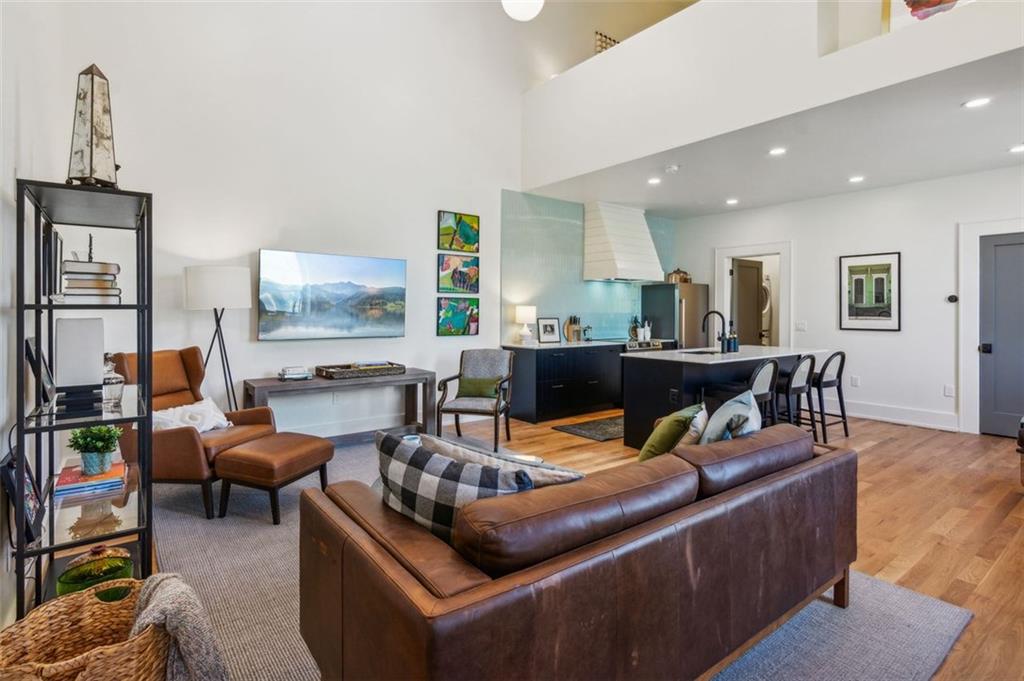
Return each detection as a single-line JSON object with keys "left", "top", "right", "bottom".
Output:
{"left": 622, "top": 346, "right": 827, "bottom": 448}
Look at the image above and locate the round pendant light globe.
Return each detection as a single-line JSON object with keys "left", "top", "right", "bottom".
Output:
{"left": 502, "top": 0, "right": 544, "bottom": 22}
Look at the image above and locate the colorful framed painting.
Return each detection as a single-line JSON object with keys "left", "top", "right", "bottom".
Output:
{"left": 839, "top": 252, "right": 901, "bottom": 332}
{"left": 437, "top": 210, "right": 479, "bottom": 253}
{"left": 437, "top": 254, "right": 479, "bottom": 294}
{"left": 437, "top": 297, "right": 479, "bottom": 336}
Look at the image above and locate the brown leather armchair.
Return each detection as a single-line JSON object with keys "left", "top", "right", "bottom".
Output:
{"left": 114, "top": 346, "right": 276, "bottom": 518}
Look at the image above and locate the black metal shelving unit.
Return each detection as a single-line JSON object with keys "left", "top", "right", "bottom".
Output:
{"left": 13, "top": 179, "right": 153, "bottom": 619}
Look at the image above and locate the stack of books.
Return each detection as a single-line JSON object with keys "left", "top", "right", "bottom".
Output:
{"left": 54, "top": 461, "right": 126, "bottom": 503}
{"left": 57, "top": 259, "right": 122, "bottom": 305}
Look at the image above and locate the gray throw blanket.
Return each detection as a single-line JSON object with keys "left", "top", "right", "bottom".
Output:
{"left": 131, "top": 573, "right": 229, "bottom": 681}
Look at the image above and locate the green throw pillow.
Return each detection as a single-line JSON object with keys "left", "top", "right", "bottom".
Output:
{"left": 457, "top": 377, "right": 500, "bottom": 398}
{"left": 639, "top": 403, "right": 704, "bottom": 462}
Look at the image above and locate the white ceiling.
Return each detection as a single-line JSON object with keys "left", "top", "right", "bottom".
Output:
{"left": 529, "top": 48, "right": 1024, "bottom": 219}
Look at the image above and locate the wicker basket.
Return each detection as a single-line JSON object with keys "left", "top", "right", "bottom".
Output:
{"left": 0, "top": 579, "right": 168, "bottom": 681}
{"left": 315, "top": 362, "right": 406, "bottom": 379}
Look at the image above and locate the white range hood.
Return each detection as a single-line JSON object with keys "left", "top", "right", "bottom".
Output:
{"left": 583, "top": 201, "right": 664, "bottom": 281}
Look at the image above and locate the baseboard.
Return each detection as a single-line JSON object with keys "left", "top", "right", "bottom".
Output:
{"left": 820, "top": 396, "right": 959, "bottom": 432}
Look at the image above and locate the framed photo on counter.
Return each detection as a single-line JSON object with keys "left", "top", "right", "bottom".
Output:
{"left": 537, "top": 317, "right": 561, "bottom": 343}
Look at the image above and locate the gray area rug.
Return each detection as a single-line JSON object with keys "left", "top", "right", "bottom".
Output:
{"left": 154, "top": 441, "right": 970, "bottom": 681}
{"left": 552, "top": 415, "right": 624, "bottom": 441}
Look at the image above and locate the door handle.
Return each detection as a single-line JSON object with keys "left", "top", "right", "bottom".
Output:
{"left": 978, "top": 343, "right": 993, "bottom": 354}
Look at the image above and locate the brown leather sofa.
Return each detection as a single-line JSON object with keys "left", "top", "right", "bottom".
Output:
{"left": 299, "top": 424, "right": 857, "bottom": 680}
{"left": 115, "top": 347, "right": 276, "bottom": 518}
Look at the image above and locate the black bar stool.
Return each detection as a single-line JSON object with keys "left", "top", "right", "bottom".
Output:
{"left": 775, "top": 354, "right": 818, "bottom": 441}
{"left": 702, "top": 358, "right": 780, "bottom": 425}
{"left": 809, "top": 351, "right": 849, "bottom": 443}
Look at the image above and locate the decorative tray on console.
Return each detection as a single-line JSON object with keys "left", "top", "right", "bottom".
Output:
{"left": 315, "top": 362, "right": 406, "bottom": 380}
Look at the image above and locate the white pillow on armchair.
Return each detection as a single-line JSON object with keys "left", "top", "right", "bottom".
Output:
{"left": 153, "top": 398, "right": 232, "bottom": 433}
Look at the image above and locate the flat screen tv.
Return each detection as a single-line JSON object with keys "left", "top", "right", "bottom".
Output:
{"left": 257, "top": 248, "right": 407, "bottom": 340}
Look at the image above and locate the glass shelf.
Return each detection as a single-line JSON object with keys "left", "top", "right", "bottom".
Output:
{"left": 25, "top": 463, "right": 146, "bottom": 557}
{"left": 26, "top": 386, "right": 148, "bottom": 433}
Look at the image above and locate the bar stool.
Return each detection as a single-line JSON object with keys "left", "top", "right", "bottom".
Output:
{"left": 775, "top": 354, "right": 818, "bottom": 441}
{"left": 809, "top": 351, "right": 849, "bottom": 444}
{"left": 702, "top": 358, "right": 780, "bottom": 425}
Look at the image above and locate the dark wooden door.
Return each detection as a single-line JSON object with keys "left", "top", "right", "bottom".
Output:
{"left": 731, "top": 258, "right": 763, "bottom": 345}
{"left": 980, "top": 232, "right": 1024, "bottom": 436}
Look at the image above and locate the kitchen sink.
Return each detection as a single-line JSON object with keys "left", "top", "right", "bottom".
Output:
{"left": 679, "top": 350, "right": 720, "bottom": 355}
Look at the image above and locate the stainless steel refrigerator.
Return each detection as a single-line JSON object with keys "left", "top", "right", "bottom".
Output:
{"left": 640, "top": 283, "right": 710, "bottom": 348}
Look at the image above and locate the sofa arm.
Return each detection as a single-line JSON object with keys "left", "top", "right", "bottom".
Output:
{"left": 226, "top": 406, "right": 276, "bottom": 430}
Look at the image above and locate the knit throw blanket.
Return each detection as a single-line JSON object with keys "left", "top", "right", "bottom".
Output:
{"left": 131, "top": 573, "right": 229, "bottom": 681}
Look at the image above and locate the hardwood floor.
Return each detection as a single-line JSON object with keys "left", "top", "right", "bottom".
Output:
{"left": 456, "top": 411, "right": 1024, "bottom": 680}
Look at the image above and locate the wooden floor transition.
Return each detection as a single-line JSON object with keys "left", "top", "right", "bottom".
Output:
{"left": 454, "top": 410, "right": 1024, "bottom": 681}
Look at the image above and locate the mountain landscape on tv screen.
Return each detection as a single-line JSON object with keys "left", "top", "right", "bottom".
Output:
{"left": 258, "top": 279, "right": 406, "bottom": 339}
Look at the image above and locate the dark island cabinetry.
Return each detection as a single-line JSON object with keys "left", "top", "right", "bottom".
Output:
{"left": 503, "top": 343, "right": 624, "bottom": 423}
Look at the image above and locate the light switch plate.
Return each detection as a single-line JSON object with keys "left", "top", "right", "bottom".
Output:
{"left": 795, "top": 321, "right": 808, "bottom": 332}
{"left": 943, "top": 384, "right": 956, "bottom": 397}
{"left": 850, "top": 375, "right": 861, "bottom": 387}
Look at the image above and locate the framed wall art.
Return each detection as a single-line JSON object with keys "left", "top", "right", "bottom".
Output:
{"left": 437, "top": 297, "right": 479, "bottom": 336}
{"left": 437, "top": 211, "right": 479, "bottom": 253}
{"left": 839, "top": 252, "right": 901, "bottom": 331}
{"left": 437, "top": 254, "right": 479, "bottom": 294}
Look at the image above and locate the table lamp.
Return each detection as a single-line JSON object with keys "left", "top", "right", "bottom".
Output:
{"left": 184, "top": 265, "right": 251, "bottom": 411}
{"left": 515, "top": 305, "right": 537, "bottom": 343}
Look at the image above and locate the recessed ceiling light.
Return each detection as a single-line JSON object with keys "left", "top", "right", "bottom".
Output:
{"left": 962, "top": 97, "right": 991, "bottom": 109}
{"left": 768, "top": 147, "right": 787, "bottom": 156}
{"left": 848, "top": 175, "right": 865, "bottom": 184}
{"left": 1010, "top": 144, "right": 1024, "bottom": 153}
{"left": 725, "top": 198, "right": 739, "bottom": 205}
{"left": 647, "top": 177, "right": 661, "bottom": 185}
{"left": 664, "top": 164, "right": 679, "bottom": 174}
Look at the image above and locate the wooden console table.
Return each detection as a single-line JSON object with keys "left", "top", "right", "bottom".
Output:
{"left": 243, "top": 368, "right": 437, "bottom": 444}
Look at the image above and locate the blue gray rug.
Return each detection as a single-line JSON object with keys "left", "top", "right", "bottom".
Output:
{"left": 154, "top": 441, "right": 970, "bottom": 681}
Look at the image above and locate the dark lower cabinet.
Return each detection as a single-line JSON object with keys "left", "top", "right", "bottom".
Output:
{"left": 505, "top": 343, "right": 625, "bottom": 423}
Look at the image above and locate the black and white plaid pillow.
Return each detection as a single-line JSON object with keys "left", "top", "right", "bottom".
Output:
{"left": 376, "top": 432, "right": 533, "bottom": 542}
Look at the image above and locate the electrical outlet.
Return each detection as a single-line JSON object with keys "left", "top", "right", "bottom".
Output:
{"left": 943, "top": 384, "right": 956, "bottom": 398}
{"left": 795, "top": 321, "right": 808, "bottom": 332}
{"left": 669, "top": 388, "right": 680, "bottom": 405}
{"left": 849, "top": 375, "right": 861, "bottom": 388}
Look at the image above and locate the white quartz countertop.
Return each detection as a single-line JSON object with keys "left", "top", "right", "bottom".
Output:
{"left": 622, "top": 345, "right": 829, "bottom": 364}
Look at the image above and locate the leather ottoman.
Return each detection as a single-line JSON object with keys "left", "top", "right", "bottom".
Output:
{"left": 215, "top": 432, "right": 334, "bottom": 524}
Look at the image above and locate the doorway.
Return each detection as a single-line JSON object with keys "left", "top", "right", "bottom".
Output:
{"left": 979, "top": 232, "right": 1024, "bottom": 437}
{"left": 730, "top": 255, "right": 779, "bottom": 346}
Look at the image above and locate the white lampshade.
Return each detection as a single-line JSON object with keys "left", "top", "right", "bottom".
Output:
{"left": 502, "top": 0, "right": 544, "bottom": 22}
{"left": 184, "top": 265, "right": 252, "bottom": 310}
{"left": 515, "top": 305, "right": 537, "bottom": 325}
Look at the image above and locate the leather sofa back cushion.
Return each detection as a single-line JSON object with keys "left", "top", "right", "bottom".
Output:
{"left": 452, "top": 454, "right": 698, "bottom": 576}
{"left": 673, "top": 423, "right": 813, "bottom": 498}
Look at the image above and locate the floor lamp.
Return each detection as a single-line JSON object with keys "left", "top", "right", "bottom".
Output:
{"left": 184, "top": 265, "right": 252, "bottom": 412}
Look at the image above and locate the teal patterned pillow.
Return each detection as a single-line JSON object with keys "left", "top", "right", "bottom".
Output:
{"left": 699, "top": 391, "right": 762, "bottom": 444}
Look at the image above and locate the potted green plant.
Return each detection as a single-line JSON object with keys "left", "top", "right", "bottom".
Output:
{"left": 69, "top": 425, "right": 123, "bottom": 476}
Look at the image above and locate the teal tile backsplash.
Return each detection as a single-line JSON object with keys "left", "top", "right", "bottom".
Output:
{"left": 501, "top": 190, "right": 676, "bottom": 342}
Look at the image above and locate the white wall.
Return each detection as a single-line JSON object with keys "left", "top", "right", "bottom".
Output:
{"left": 523, "top": 0, "right": 1024, "bottom": 189}
{"left": 670, "top": 166, "right": 1024, "bottom": 431}
{"left": 3, "top": 3, "right": 530, "bottom": 443}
